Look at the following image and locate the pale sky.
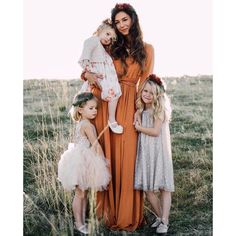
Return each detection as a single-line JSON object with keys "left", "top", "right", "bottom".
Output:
{"left": 24, "top": 0, "right": 212, "bottom": 79}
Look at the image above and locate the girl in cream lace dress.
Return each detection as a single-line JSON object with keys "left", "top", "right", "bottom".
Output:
{"left": 58, "top": 92, "right": 110, "bottom": 234}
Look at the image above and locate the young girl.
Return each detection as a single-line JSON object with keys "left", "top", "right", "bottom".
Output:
{"left": 134, "top": 74, "right": 175, "bottom": 234}
{"left": 79, "top": 19, "right": 123, "bottom": 134}
{"left": 58, "top": 92, "right": 111, "bottom": 234}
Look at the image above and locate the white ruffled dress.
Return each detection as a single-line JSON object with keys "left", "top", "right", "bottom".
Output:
{"left": 78, "top": 36, "right": 121, "bottom": 101}
{"left": 58, "top": 120, "right": 111, "bottom": 191}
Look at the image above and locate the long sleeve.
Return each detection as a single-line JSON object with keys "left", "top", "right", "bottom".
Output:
{"left": 138, "top": 43, "right": 154, "bottom": 91}
{"left": 79, "top": 36, "right": 98, "bottom": 63}
{"left": 79, "top": 36, "right": 98, "bottom": 80}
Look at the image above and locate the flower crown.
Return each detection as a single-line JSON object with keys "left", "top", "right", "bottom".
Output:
{"left": 148, "top": 74, "right": 165, "bottom": 91}
{"left": 115, "top": 3, "right": 134, "bottom": 11}
{"left": 72, "top": 92, "right": 94, "bottom": 107}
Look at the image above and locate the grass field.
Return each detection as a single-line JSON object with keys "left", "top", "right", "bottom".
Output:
{"left": 23, "top": 75, "right": 212, "bottom": 235}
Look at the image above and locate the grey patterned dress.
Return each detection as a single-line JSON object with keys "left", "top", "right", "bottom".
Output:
{"left": 134, "top": 110, "right": 174, "bottom": 192}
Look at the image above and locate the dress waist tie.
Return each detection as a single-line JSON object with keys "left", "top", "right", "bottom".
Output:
{"left": 119, "top": 80, "right": 136, "bottom": 88}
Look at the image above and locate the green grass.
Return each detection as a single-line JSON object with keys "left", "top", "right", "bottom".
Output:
{"left": 23, "top": 75, "right": 212, "bottom": 235}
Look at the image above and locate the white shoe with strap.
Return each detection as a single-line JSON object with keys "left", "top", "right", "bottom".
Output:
{"left": 108, "top": 121, "right": 123, "bottom": 134}
{"left": 150, "top": 216, "right": 162, "bottom": 228}
{"left": 156, "top": 222, "right": 169, "bottom": 233}
{"left": 74, "top": 223, "right": 89, "bottom": 234}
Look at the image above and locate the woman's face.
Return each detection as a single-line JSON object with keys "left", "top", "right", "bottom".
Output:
{"left": 114, "top": 11, "right": 132, "bottom": 36}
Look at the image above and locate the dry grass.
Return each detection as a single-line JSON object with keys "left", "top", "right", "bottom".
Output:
{"left": 23, "top": 76, "right": 212, "bottom": 235}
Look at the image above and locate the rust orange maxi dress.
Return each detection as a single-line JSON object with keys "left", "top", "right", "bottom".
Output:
{"left": 90, "top": 43, "right": 154, "bottom": 231}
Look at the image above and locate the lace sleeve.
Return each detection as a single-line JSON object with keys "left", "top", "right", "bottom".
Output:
{"left": 79, "top": 59, "right": 92, "bottom": 72}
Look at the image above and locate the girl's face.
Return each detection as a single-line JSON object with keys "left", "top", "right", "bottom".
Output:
{"left": 99, "top": 27, "right": 116, "bottom": 46}
{"left": 114, "top": 11, "right": 132, "bottom": 36}
{"left": 79, "top": 99, "right": 98, "bottom": 120}
{"left": 141, "top": 82, "right": 155, "bottom": 106}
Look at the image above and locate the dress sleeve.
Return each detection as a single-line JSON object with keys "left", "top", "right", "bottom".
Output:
{"left": 78, "top": 37, "right": 98, "bottom": 64}
{"left": 79, "top": 37, "right": 98, "bottom": 80}
{"left": 138, "top": 43, "right": 154, "bottom": 91}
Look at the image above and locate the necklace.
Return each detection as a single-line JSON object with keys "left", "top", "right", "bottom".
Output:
{"left": 126, "top": 47, "right": 131, "bottom": 55}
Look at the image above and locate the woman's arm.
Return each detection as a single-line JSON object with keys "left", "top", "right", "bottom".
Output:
{"left": 135, "top": 118, "right": 162, "bottom": 137}
{"left": 137, "top": 44, "right": 154, "bottom": 91}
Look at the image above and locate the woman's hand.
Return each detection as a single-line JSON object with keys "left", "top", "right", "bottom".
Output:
{"left": 85, "top": 71, "right": 103, "bottom": 90}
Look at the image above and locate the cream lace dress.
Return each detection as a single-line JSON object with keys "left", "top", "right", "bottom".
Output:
{"left": 58, "top": 120, "right": 111, "bottom": 191}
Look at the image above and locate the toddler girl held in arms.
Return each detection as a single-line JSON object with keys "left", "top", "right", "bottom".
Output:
{"left": 79, "top": 19, "right": 123, "bottom": 134}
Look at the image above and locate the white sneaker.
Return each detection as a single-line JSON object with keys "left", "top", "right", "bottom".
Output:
{"left": 156, "top": 222, "right": 169, "bottom": 233}
{"left": 74, "top": 223, "right": 89, "bottom": 234}
{"left": 108, "top": 121, "right": 123, "bottom": 134}
{"left": 150, "top": 216, "right": 162, "bottom": 227}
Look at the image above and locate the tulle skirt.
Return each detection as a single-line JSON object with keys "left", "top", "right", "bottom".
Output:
{"left": 58, "top": 143, "right": 111, "bottom": 191}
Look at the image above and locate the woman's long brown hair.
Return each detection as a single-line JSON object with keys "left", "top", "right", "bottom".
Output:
{"left": 111, "top": 3, "right": 146, "bottom": 75}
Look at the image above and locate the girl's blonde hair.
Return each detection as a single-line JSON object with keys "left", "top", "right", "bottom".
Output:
{"left": 93, "top": 18, "right": 117, "bottom": 43}
{"left": 136, "top": 74, "right": 172, "bottom": 122}
{"left": 69, "top": 92, "right": 97, "bottom": 122}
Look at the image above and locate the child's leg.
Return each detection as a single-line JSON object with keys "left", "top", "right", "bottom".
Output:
{"left": 145, "top": 191, "right": 162, "bottom": 217}
{"left": 82, "top": 192, "right": 88, "bottom": 223}
{"left": 108, "top": 98, "right": 123, "bottom": 133}
{"left": 73, "top": 187, "right": 87, "bottom": 227}
{"left": 108, "top": 98, "right": 118, "bottom": 123}
{"left": 160, "top": 190, "right": 171, "bottom": 225}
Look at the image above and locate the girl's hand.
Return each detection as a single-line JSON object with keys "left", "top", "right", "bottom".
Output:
{"left": 134, "top": 121, "right": 141, "bottom": 131}
{"left": 85, "top": 71, "right": 103, "bottom": 90}
{"left": 133, "top": 110, "right": 141, "bottom": 125}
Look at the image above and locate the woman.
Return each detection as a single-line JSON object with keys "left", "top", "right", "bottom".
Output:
{"left": 81, "top": 3, "right": 154, "bottom": 231}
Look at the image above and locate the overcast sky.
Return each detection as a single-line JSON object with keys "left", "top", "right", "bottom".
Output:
{"left": 24, "top": 0, "right": 212, "bottom": 79}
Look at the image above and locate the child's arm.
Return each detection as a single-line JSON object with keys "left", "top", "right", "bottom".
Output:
{"left": 135, "top": 118, "right": 162, "bottom": 137}
{"left": 133, "top": 110, "right": 142, "bottom": 125}
{"left": 79, "top": 37, "right": 96, "bottom": 70}
{"left": 79, "top": 37, "right": 103, "bottom": 89}
{"left": 82, "top": 122, "right": 105, "bottom": 156}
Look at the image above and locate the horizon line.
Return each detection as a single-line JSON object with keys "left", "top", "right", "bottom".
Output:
{"left": 23, "top": 74, "right": 213, "bottom": 80}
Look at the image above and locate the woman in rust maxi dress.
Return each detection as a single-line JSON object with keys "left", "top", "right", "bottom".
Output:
{"left": 81, "top": 3, "right": 154, "bottom": 231}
